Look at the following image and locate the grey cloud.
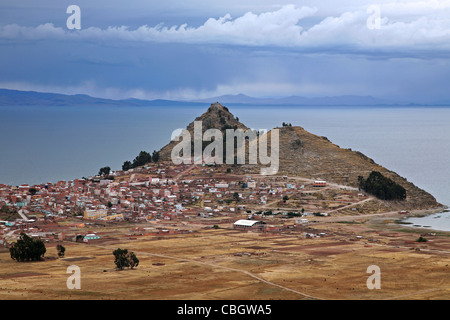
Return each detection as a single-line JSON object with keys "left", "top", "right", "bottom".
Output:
{"left": 1, "top": 4, "right": 450, "bottom": 57}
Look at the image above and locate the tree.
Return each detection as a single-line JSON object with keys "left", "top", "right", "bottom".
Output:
{"left": 98, "top": 166, "right": 111, "bottom": 177}
{"left": 122, "top": 160, "right": 132, "bottom": 171}
{"left": 233, "top": 192, "right": 240, "bottom": 202}
{"left": 127, "top": 251, "right": 139, "bottom": 269}
{"left": 29, "top": 188, "right": 37, "bottom": 195}
{"left": 132, "top": 151, "right": 152, "bottom": 168}
{"left": 113, "top": 248, "right": 139, "bottom": 270}
{"left": 113, "top": 248, "right": 128, "bottom": 270}
{"left": 152, "top": 150, "right": 160, "bottom": 163}
{"left": 9, "top": 233, "right": 46, "bottom": 262}
{"left": 283, "top": 195, "right": 289, "bottom": 203}
{"left": 56, "top": 244, "right": 66, "bottom": 258}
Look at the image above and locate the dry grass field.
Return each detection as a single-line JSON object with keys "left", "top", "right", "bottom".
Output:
{"left": 1, "top": 214, "right": 449, "bottom": 300}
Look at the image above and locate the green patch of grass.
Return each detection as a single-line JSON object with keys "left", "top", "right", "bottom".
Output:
{"left": 336, "top": 221, "right": 360, "bottom": 225}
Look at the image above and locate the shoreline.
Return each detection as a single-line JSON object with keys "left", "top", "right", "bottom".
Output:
{"left": 391, "top": 205, "right": 450, "bottom": 234}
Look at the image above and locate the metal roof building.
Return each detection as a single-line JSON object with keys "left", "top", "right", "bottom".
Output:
{"left": 233, "top": 219, "right": 265, "bottom": 229}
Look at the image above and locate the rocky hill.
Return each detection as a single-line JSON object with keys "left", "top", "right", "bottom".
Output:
{"left": 158, "top": 102, "right": 248, "bottom": 161}
{"left": 159, "top": 103, "right": 441, "bottom": 211}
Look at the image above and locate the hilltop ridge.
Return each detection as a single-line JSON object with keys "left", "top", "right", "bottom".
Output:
{"left": 158, "top": 102, "right": 248, "bottom": 161}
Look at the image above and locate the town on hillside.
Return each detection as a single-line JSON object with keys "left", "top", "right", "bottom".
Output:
{"left": 0, "top": 160, "right": 371, "bottom": 246}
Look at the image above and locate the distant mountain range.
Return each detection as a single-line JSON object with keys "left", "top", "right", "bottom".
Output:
{"left": 0, "top": 88, "right": 448, "bottom": 107}
{"left": 190, "top": 93, "right": 398, "bottom": 106}
{"left": 0, "top": 89, "right": 203, "bottom": 107}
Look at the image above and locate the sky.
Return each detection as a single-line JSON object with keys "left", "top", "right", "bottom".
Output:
{"left": 1, "top": 0, "right": 450, "bottom": 103}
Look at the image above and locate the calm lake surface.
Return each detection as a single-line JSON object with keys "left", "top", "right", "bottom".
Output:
{"left": 1, "top": 104, "right": 449, "bottom": 229}
{"left": 402, "top": 211, "right": 450, "bottom": 232}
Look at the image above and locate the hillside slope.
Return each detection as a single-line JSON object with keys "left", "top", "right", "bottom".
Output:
{"left": 159, "top": 103, "right": 441, "bottom": 211}
{"left": 257, "top": 126, "right": 439, "bottom": 210}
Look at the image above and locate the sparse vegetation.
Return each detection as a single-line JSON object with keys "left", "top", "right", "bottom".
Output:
{"left": 122, "top": 150, "right": 160, "bottom": 171}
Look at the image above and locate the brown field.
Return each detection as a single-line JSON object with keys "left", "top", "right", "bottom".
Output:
{"left": 1, "top": 213, "right": 449, "bottom": 300}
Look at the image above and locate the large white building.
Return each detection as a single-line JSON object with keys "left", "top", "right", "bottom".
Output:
{"left": 84, "top": 209, "right": 107, "bottom": 220}
{"left": 233, "top": 219, "right": 265, "bottom": 230}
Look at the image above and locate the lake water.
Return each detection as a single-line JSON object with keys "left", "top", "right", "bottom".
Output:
{"left": 1, "top": 104, "right": 449, "bottom": 229}
{"left": 401, "top": 210, "right": 450, "bottom": 232}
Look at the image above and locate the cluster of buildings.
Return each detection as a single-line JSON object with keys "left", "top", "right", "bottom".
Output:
{"left": 0, "top": 161, "right": 345, "bottom": 245}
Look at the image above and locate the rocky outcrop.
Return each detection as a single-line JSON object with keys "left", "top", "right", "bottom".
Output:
{"left": 159, "top": 102, "right": 247, "bottom": 161}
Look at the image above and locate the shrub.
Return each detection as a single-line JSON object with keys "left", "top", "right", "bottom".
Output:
{"left": 57, "top": 244, "right": 66, "bottom": 258}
